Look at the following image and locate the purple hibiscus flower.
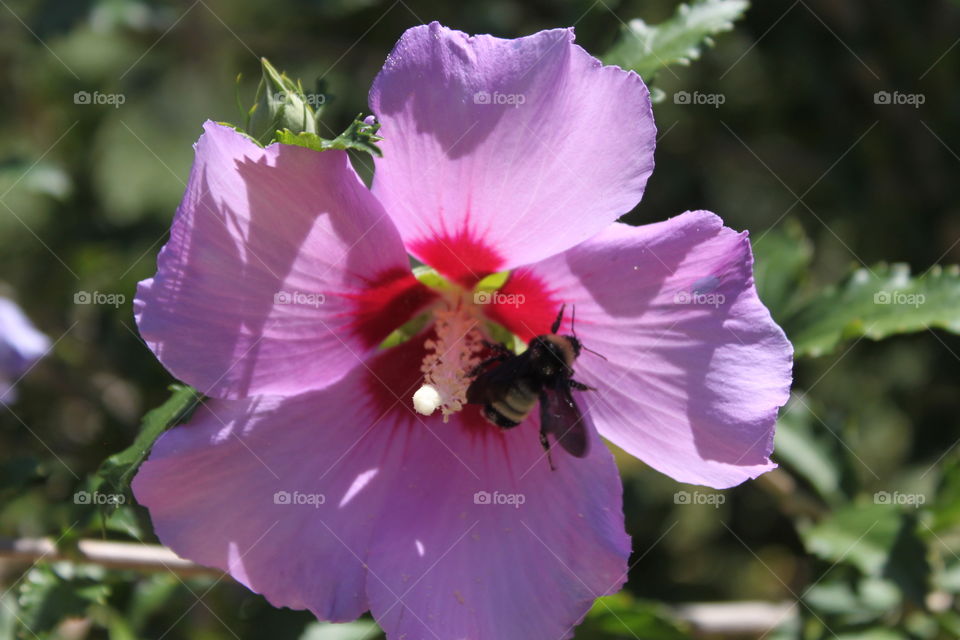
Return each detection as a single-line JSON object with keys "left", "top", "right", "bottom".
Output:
{"left": 132, "top": 22, "right": 792, "bottom": 640}
{"left": 0, "top": 296, "right": 50, "bottom": 405}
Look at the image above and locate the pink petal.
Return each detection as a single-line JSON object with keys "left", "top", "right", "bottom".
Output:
{"left": 365, "top": 410, "right": 629, "bottom": 640}
{"left": 134, "top": 333, "right": 629, "bottom": 639}
{"left": 132, "top": 387, "right": 392, "bottom": 621}
{"left": 132, "top": 335, "right": 448, "bottom": 620}
{"left": 135, "top": 121, "right": 436, "bottom": 399}
{"left": 369, "top": 22, "right": 656, "bottom": 287}
{"left": 487, "top": 211, "right": 793, "bottom": 488}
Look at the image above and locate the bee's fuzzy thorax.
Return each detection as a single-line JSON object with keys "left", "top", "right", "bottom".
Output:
{"left": 541, "top": 334, "right": 579, "bottom": 370}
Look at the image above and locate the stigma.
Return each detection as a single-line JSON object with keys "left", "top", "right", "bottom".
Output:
{"left": 413, "top": 301, "right": 483, "bottom": 421}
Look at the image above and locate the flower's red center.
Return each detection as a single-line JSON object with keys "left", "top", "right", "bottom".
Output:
{"left": 342, "top": 267, "right": 439, "bottom": 348}
{"left": 355, "top": 262, "right": 563, "bottom": 426}
{"left": 362, "top": 323, "right": 495, "bottom": 436}
{"left": 408, "top": 231, "right": 505, "bottom": 290}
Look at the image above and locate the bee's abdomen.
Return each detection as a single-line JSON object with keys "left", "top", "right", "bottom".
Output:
{"left": 485, "top": 381, "right": 537, "bottom": 428}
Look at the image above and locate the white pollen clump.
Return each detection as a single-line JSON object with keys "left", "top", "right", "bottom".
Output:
{"left": 414, "top": 303, "right": 484, "bottom": 422}
{"left": 412, "top": 384, "right": 442, "bottom": 415}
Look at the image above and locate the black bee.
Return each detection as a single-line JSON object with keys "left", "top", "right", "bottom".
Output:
{"left": 466, "top": 305, "right": 598, "bottom": 468}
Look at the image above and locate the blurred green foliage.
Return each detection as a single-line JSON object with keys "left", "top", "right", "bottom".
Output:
{"left": 1, "top": 0, "right": 960, "bottom": 639}
{"left": 605, "top": 0, "right": 748, "bottom": 82}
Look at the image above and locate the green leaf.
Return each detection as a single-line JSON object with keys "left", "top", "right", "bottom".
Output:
{"left": 100, "top": 504, "right": 145, "bottom": 539}
{"left": 603, "top": 0, "right": 750, "bottom": 82}
{"left": 0, "top": 456, "right": 44, "bottom": 499}
{"left": 581, "top": 593, "right": 690, "bottom": 639}
{"left": 773, "top": 398, "right": 848, "bottom": 504}
{"left": 834, "top": 630, "right": 908, "bottom": 640}
{"left": 16, "top": 565, "right": 110, "bottom": 639}
{"left": 938, "top": 610, "right": 960, "bottom": 636}
{"left": 935, "top": 560, "right": 960, "bottom": 593}
{"left": 804, "top": 580, "right": 865, "bottom": 615}
{"left": 800, "top": 503, "right": 930, "bottom": 603}
{"left": 0, "top": 592, "right": 18, "bottom": 640}
{"left": 751, "top": 219, "right": 813, "bottom": 319}
{"left": 804, "top": 577, "right": 899, "bottom": 617}
{"left": 857, "top": 576, "right": 903, "bottom": 611}
{"left": 904, "top": 610, "right": 940, "bottom": 638}
{"left": 126, "top": 574, "right": 181, "bottom": 632}
{"left": 275, "top": 114, "right": 383, "bottom": 157}
{"left": 94, "top": 385, "right": 200, "bottom": 496}
{"left": 100, "top": 604, "right": 138, "bottom": 640}
{"left": 928, "top": 456, "right": 960, "bottom": 533}
{"left": 801, "top": 502, "right": 901, "bottom": 576}
{"left": 883, "top": 514, "right": 930, "bottom": 604}
{"left": 783, "top": 263, "right": 960, "bottom": 358}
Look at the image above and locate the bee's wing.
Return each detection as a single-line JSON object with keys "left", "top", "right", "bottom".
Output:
{"left": 539, "top": 381, "right": 589, "bottom": 458}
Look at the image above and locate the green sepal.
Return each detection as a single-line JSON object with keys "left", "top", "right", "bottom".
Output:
{"left": 274, "top": 114, "right": 383, "bottom": 157}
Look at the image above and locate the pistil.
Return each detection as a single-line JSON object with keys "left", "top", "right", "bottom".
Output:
{"left": 413, "top": 300, "right": 484, "bottom": 421}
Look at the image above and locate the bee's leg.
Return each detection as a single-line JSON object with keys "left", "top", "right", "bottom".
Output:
{"left": 569, "top": 379, "right": 596, "bottom": 392}
{"left": 539, "top": 429, "right": 557, "bottom": 471}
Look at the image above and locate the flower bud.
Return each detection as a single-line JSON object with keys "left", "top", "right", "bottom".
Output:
{"left": 249, "top": 58, "right": 317, "bottom": 143}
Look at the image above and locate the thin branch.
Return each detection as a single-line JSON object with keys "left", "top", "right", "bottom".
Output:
{"left": 672, "top": 600, "right": 797, "bottom": 634}
{"left": 0, "top": 536, "right": 222, "bottom": 577}
{"left": 0, "top": 537, "right": 797, "bottom": 633}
